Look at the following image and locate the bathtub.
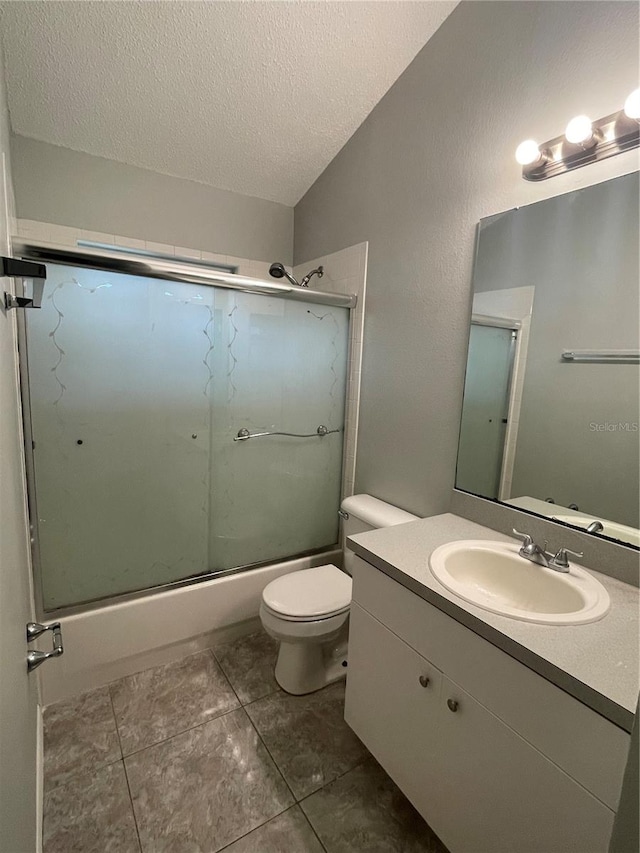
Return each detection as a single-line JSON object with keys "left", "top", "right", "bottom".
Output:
{"left": 39, "top": 548, "right": 340, "bottom": 705}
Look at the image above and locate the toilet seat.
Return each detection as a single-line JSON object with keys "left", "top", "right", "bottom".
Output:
{"left": 261, "top": 602, "right": 350, "bottom": 623}
{"left": 262, "top": 564, "right": 352, "bottom": 621}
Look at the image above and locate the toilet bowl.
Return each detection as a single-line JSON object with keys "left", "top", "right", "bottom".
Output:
{"left": 260, "top": 494, "right": 418, "bottom": 695}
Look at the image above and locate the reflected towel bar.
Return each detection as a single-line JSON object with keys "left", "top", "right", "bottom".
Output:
{"left": 561, "top": 350, "right": 640, "bottom": 364}
{"left": 235, "top": 425, "right": 341, "bottom": 441}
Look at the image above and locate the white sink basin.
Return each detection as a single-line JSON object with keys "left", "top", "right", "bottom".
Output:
{"left": 429, "top": 540, "right": 610, "bottom": 625}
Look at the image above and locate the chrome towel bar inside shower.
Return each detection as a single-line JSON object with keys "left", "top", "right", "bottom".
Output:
{"left": 234, "top": 425, "right": 341, "bottom": 442}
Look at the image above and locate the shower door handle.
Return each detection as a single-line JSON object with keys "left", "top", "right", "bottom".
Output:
{"left": 234, "top": 425, "right": 341, "bottom": 441}
{"left": 26, "top": 621, "right": 64, "bottom": 672}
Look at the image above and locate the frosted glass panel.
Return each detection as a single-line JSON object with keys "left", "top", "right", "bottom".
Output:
{"left": 26, "top": 265, "right": 213, "bottom": 608}
{"left": 26, "top": 263, "right": 348, "bottom": 609}
{"left": 209, "top": 293, "right": 348, "bottom": 569}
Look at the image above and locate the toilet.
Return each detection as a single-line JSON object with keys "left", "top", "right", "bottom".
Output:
{"left": 259, "top": 494, "right": 419, "bottom": 695}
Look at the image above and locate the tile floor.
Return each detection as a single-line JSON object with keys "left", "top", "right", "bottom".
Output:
{"left": 42, "top": 630, "right": 447, "bottom": 853}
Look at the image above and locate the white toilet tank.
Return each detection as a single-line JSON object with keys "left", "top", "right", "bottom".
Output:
{"left": 340, "top": 494, "right": 419, "bottom": 575}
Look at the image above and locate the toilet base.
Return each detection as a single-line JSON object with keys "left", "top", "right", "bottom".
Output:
{"left": 274, "top": 634, "right": 348, "bottom": 695}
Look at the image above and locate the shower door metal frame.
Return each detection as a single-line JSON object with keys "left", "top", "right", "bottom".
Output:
{"left": 12, "top": 239, "right": 357, "bottom": 308}
{"left": 14, "top": 241, "right": 355, "bottom": 619}
{"left": 456, "top": 317, "right": 519, "bottom": 501}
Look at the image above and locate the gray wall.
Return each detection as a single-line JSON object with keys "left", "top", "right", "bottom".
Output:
{"left": 293, "top": 0, "right": 640, "bottom": 518}
{"left": 473, "top": 174, "right": 639, "bottom": 528}
{"left": 11, "top": 135, "right": 293, "bottom": 263}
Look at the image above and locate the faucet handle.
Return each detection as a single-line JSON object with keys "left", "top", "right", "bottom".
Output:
{"left": 550, "top": 547, "right": 584, "bottom": 570}
{"left": 512, "top": 528, "right": 533, "bottom": 547}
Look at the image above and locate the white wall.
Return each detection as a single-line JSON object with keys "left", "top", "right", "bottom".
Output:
{"left": 293, "top": 0, "right": 640, "bottom": 519}
{"left": 0, "top": 41, "right": 39, "bottom": 853}
{"left": 11, "top": 135, "right": 294, "bottom": 264}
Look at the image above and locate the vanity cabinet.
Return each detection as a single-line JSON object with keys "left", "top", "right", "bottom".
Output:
{"left": 345, "top": 556, "right": 630, "bottom": 853}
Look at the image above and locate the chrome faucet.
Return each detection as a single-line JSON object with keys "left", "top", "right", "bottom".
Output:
{"left": 586, "top": 520, "right": 604, "bottom": 534}
{"left": 512, "top": 529, "right": 583, "bottom": 573}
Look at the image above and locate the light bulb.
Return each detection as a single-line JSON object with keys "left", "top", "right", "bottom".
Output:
{"left": 565, "top": 115, "right": 593, "bottom": 144}
{"left": 515, "top": 139, "right": 542, "bottom": 166}
{"left": 624, "top": 88, "right": 640, "bottom": 120}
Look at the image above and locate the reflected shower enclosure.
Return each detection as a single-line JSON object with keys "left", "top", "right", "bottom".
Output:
{"left": 25, "top": 263, "right": 349, "bottom": 611}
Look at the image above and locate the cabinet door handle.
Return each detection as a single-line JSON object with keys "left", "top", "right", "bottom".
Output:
{"left": 418, "top": 675, "right": 430, "bottom": 688}
{"left": 447, "top": 698, "right": 459, "bottom": 712}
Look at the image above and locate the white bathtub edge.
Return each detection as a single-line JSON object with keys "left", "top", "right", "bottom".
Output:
{"left": 40, "top": 549, "right": 340, "bottom": 705}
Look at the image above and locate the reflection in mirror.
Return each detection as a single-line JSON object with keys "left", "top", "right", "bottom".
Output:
{"left": 456, "top": 172, "right": 639, "bottom": 548}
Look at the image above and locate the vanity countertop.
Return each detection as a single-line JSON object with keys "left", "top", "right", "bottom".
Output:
{"left": 348, "top": 513, "right": 639, "bottom": 732}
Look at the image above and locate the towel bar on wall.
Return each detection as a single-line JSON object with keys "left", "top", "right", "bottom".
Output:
{"left": 561, "top": 350, "right": 640, "bottom": 364}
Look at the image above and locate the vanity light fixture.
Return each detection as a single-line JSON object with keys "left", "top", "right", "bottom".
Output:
{"left": 515, "top": 90, "right": 640, "bottom": 181}
{"left": 564, "top": 115, "right": 595, "bottom": 146}
{"left": 515, "top": 139, "right": 545, "bottom": 167}
{"left": 624, "top": 88, "right": 640, "bottom": 120}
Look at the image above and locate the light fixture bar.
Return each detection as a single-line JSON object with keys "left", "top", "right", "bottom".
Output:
{"left": 519, "top": 109, "right": 639, "bottom": 182}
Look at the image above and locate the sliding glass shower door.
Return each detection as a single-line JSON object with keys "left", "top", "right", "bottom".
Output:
{"left": 25, "top": 263, "right": 349, "bottom": 610}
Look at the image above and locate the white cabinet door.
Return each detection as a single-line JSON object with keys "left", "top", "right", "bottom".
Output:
{"left": 345, "top": 603, "right": 443, "bottom": 817}
{"left": 431, "top": 676, "right": 615, "bottom": 853}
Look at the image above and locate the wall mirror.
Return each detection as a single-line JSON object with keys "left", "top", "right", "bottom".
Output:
{"left": 456, "top": 172, "right": 639, "bottom": 549}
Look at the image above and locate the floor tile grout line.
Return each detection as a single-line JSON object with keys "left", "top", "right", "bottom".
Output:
{"left": 108, "top": 688, "right": 144, "bottom": 853}
{"left": 295, "top": 758, "right": 369, "bottom": 809}
{"left": 106, "top": 683, "right": 125, "bottom": 760}
{"left": 108, "top": 650, "right": 242, "bottom": 758}
{"left": 105, "top": 647, "right": 220, "bottom": 690}
{"left": 118, "top": 701, "right": 245, "bottom": 760}
{"left": 115, "top": 691, "right": 297, "bottom": 853}
{"left": 244, "top": 708, "right": 298, "bottom": 803}
{"left": 114, "top": 685, "right": 304, "bottom": 853}
{"left": 121, "top": 759, "right": 144, "bottom": 853}
{"left": 296, "top": 754, "right": 375, "bottom": 853}
{"left": 298, "top": 752, "right": 373, "bottom": 810}
{"left": 44, "top": 754, "right": 123, "bottom": 794}
{"left": 45, "top": 648, "right": 220, "bottom": 710}
{"left": 207, "top": 646, "right": 244, "bottom": 708}
{"left": 240, "top": 682, "right": 283, "bottom": 710}
{"left": 299, "top": 806, "right": 330, "bottom": 853}
{"left": 209, "top": 645, "right": 282, "bottom": 708}
{"left": 243, "top": 681, "right": 363, "bottom": 804}
{"left": 214, "top": 803, "right": 307, "bottom": 853}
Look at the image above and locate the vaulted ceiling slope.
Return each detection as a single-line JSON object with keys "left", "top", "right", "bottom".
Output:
{"left": 0, "top": 1, "right": 456, "bottom": 206}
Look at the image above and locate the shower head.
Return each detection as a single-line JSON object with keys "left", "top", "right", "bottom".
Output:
{"left": 268, "top": 262, "right": 286, "bottom": 279}
{"left": 269, "top": 262, "right": 300, "bottom": 287}
{"left": 269, "top": 262, "right": 324, "bottom": 288}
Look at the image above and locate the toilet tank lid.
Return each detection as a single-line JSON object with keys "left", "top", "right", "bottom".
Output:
{"left": 340, "top": 494, "right": 419, "bottom": 528}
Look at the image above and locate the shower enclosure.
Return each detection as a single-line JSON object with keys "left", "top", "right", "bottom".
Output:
{"left": 19, "top": 250, "right": 352, "bottom": 613}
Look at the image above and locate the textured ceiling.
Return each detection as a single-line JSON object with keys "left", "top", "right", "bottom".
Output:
{"left": 0, "top": 1, "right": 456, "bottom": 206}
